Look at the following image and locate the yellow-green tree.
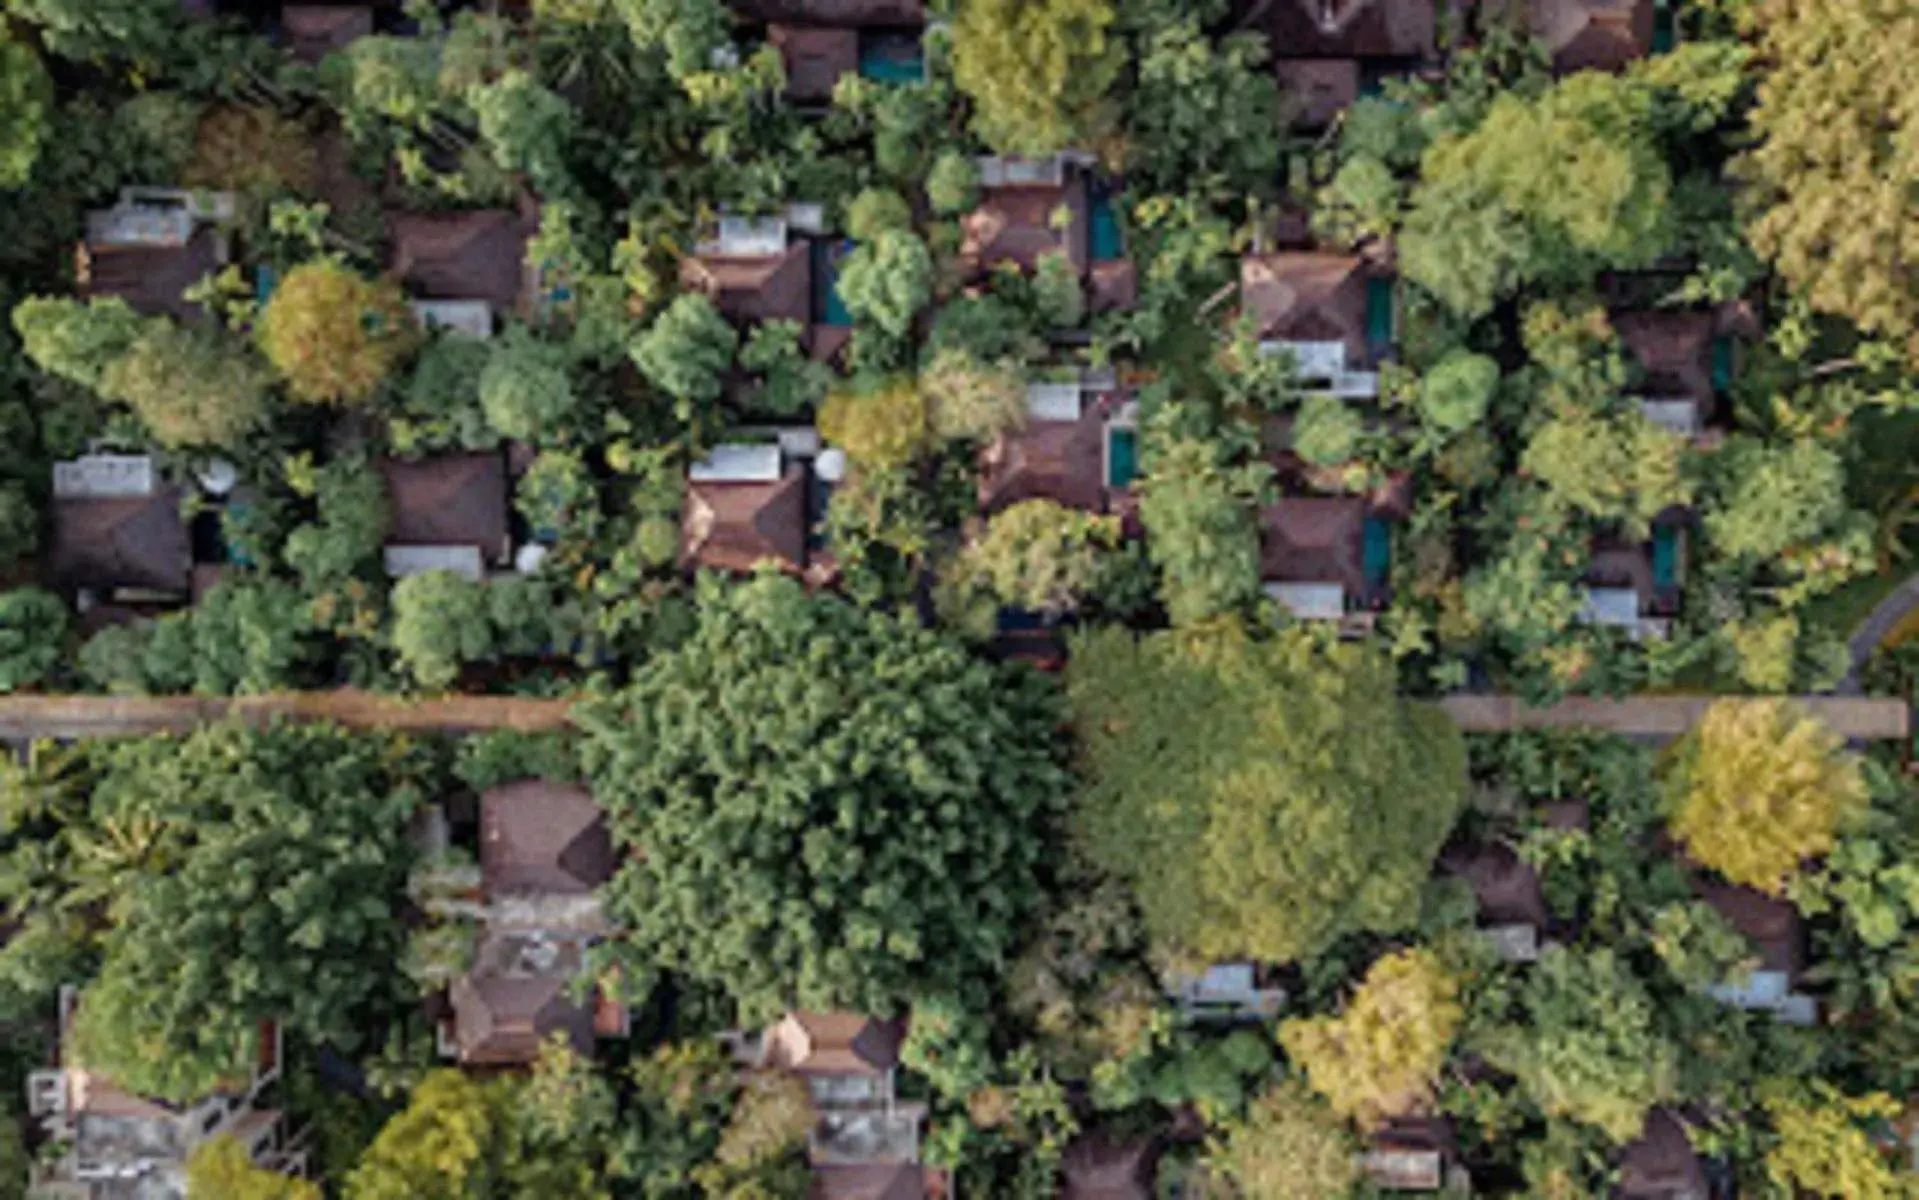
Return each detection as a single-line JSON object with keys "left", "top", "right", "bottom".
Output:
{"left": 1202, "top": 1079, "right": 1361, "bottom": 1200}
{"left": 818, "top": 377, "right": 929, "bottom": 471}
{"left": 1280, "top": 948, "right": 1464, "bottom": 1128}
{"left": 1667, "top": 699, "right": 1867, "bottom": 895}
{"left": 951, "top": 0, "right": 1122, "bottom": 156}
{"left": 1740, "top": 0, "right": 1919, "bottom": 368}
{"left": 1761, "top": 1082, "right": 1915, "bottom": 1200}
{"left": 184, "top": 1136, "right": 322, "bottom": 1200}
{"left": 258, "top": 260, "right": 418, "bottom": 405}
{"left": 345, "top": 1071, "right": 499, "bottom": 1200}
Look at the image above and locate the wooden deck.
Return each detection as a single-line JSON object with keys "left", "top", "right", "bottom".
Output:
{"left": 0, "top": 691, "right": 1905, "bottom": 742}
{"left": 1437, "top": 694, "right": 1910, "bottom": 741}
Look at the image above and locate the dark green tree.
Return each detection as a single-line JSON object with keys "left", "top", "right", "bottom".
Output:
{"left": 576, "top": 574, "right": 1069, "bottom": 1020}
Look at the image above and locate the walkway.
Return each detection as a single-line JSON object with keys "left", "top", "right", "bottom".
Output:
{"left": 1838, "top": 574, "right": 1919, "bottom": 695}
{"left": 0, "top": 691, "right": 574, "bottom": 741}
{"left": 0, "top": 690, "right": 1905, "bottom": 742}
{"left": 1437, "top": 693, "right": 1909, "bottom": 741}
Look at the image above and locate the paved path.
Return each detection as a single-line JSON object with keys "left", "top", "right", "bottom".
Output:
{"left": 0, "top": 691, "right": 574, "bottom": 740}
{"left": 1838, "top": 574, "right": 1919, "bottom": 695}
{"left": 1438, "top": 693, "right": 1908, "bottom": 741}
{"left": 0, "top": 690, "right": 1905, "bottom": 742}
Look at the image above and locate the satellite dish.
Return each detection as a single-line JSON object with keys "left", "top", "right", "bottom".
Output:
{"left": 196, "top": 458, "right": 238, "bottom": 496}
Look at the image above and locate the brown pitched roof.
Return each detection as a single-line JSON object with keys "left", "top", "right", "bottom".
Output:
{"left": 1533, "top": 0, "right": 1655, "bottom": 74}
{"left": 683, "top": 466, "right": 809, "bottom": 573}
{"left": 682, "top": 240, "right": 814, "bottom": 325}
{"left": 1614, "top": 310, "right": 1714, "bottom": 405}
{"left": 1244, "top": 0, "right": 1436, "bottom": 59}
{"left": 811, "top": 1164, "right": 926, "bottom": 1200}
{"left": 1615, "top": 1108, "right": 1708, "bottom": 1200}
{"left": 961, "top": 175, "right": 1089, "bottom": 276}
{"left": 1061, "top": 1133, "right": 1155, "bottom": 1200}
{"left": 1588, "top": 536, "right": 1654, "bottom": 608}
{"left": 481, "top": 781, "right": 615, "bottom": 896}
{"left": 1240, "top": 252, "right": 1371, "bottom": 364}
{"left": 1697, "top": 880, "right": 1805, "bottom": 979}
{"left": 386, "top": 207, "right": 536, "bottom": 316}
{"left": 771, "top": 24, "right": 859, "bottom": 101}
{"left": 732, "top": 0, "right": 925, "bottom": 23}
{"left": 78, "top": 228, "right": 223, "bottom": 321}
{"left": 50, "top": 492, "right": 192, "bottom": 594}
{"left": 1274, "top": 58, "right": 1362, "bottom": 129}
{"left": 764, "top": 1011, "right": 903, "bottom": 1075}
{"left": 380, "top": 453, "right": 510, "bottom": 559}
{"left": 977, "top": 411, "right": 1105, "bottom": 516}
{"left": 1441, "top": 842, "right": 1549, "bottom": 928}
{"left": 281, "top": 4, "right": 374, "bottom": 62}
{"left": 449, "top": 969, "right": 595, "bottom": 1065}
{"left": 1259, "top": 496, "right": 1367, "bottom": 591}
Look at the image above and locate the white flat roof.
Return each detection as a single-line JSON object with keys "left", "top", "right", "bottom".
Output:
{"left": 1025, "top": 381, "right": 1082, "bottom": 422}
{"left": 53, "top": 455, "right": 155, "bottom": 499}
{"left": 690, "top": 443, "right": 783, "bottom": 483}
{"left": 1265, "top": 581, "right": 1346, "bottom": 621}
{"left": 410, "top": 299, "right": 494, "bottom": 339}
{"left": 383, "top": 544, "right": 485, "bottom": 582}
{"left": 1580, "top": 586, "right": 1641, "bottom": 628}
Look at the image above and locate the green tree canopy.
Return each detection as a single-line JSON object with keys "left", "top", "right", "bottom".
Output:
{"left": 390, "top": 570, "right": 497, "bottom": 690}
{"left": 99, "top": 322, "right": 274, "bottom": 449}
{"left": 1482, "top": 947, "right": 1679, "bottom": 1143}
{"left": 1123, "top": 17, "right": 1282, "bottom": 197}
{"left": 818, "top": 377, "right": 929, "bottom": 470}
{"left": 951, "top": 0, "right": 1122, "bottom": 156}
{"left": 576, "top": 574, "right": 1069, "bottom": 1021}
{"left": 1666, "top": 699, "right": 1868, "bottom": 895}
{"left": 921, "top": 347, "right": 1026, "bottom": 444}
{"left": 630, "top": 292, "right": 738, "bottom": 421}
{"left": 1400, "top": 72, "right": 1673, "bottom": 318}
{"left": 1136, "top": 431, "right": 1263, "bottom": 627}
{"left": 68, "top": 723, "right": 418, "bottom": 1102}
{"left": 944, "top": 499, "right": 1123, "bottom": 620}
{"left": 478, "top": 327, "right": 580, "bottom": 442}
{"left": 1202, "top": 1079, "right": 1361, "bottom": 1199}
{"left": 0, "top": 588, "right": 67, "bottom": 693}
{"left": 0, "top": 31, "right": 53, "bottom": 188}
{"left": 835, "top": 228, "right": 933, "bottom": 340}
{"left": 1067, "top": 621, "right": 1466, "bottom": 965}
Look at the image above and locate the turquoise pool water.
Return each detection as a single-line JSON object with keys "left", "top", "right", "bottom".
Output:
{"left": 1106, "top": 427, "right": 1138, "bottom": 488}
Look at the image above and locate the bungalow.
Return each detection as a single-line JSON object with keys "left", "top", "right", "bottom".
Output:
{"left": 386, "top": 200, "right": 541, "bottom": 331}
{"left": 977, "top": 373, "right": 1138, "bottom": 518}
{"left": 26, "top": 987, "right": 308, "bottom": 1197}
{"left": 683, "top": 436, "right": 840, "bottom": 578}
{"left": 681, "top": 214, "right": 815, "bottom": 328}
{"left": 1697, "top": 880, "right": 1818, "bottom": 1026}
{"left": 1615, "top": 309, "right": 1725, "bottom": 441}
{"left": 1440, "top": 841, "right": 1551, "bottom": 963}
{"left": 49, "top": 453, "right": 192, "bottom": 603}
{"left": 1060, "top": 1132, "right": 1157, "bottom": 1200}
{"left": 379, "top": 452, "right": 512, "bottom": 581}
{"left": 1240, "top": 251, "right": 1396, "bottom": 396}
{"left": 1579, "top": 524, "right": 1686, "bottom": 641}
{"left": 1361, "top": 1115, "right": 1470, "bottom": 1193}
{"left": 1259, "top": 495, "right": 1397, "bottom": 628}
{"left": 735, "top": 0, "right": 928, "bottom": 102}
{"left": 1532, "top": 0, "right": 1660, "bottom": 74}
{"left": 77, "top": 187, "right": 237, "bottom": 321}
{"left": 1614, "top": 1108, "right": 1710, "bottom": 1200}
{"left": 1239, "top": 0, "right": 1437, "bottom": 130}
{"left": 741, "top": 1011, "right": 947, "bottom": 1198}
{"left": 960, "top": 155, "right": 1137, "bottom": 316}
{"left": 442, "top": 780, "right": 628, "bottom": 1066}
